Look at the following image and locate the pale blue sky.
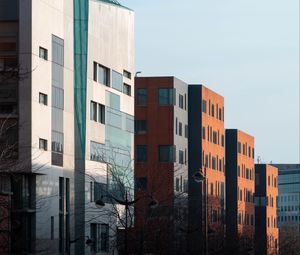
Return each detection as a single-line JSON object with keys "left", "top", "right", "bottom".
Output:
{"left": 122, "top": 0, "right": 299, "bottom": 163}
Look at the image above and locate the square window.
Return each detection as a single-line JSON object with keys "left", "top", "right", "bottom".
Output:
{"left": 158, "top": 88, "right": 175, "bottom": 105}
{"left": 123, "top": 70, "right": 131, "bottom": 79}
{"left": 39, "top": 92, "right": 48, "bottom": 105}
{"left": 39, "top": 138, "right": 48, "bottom": 151}
{"left": 158, "top": 145, "right": 175, "bottom": 162}
{"left": 39, "top": 47, "right": 48, "bottom": 60}
{"left": 135, "top": 120, "right": 147, "bottom": 134}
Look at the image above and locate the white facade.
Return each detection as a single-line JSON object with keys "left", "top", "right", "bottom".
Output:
{"left": 0, "top": 0, "right": 134, "bottom": 254}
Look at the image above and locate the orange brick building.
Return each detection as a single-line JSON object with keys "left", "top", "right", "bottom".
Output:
{"left": 255, "top": 164, "right": 279, "bottom": 255}
{"left": 134, "top": 77, "right": 189, "bottom": 254}
{"left": 225, "top": 129, "right": 255, "bottom": 253}
{"left": 188, "top": 85, "right": 225, "bottom": 254}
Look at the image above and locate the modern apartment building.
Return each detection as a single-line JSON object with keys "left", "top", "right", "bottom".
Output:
{"left": 272, "top": 164, "right": 300, "bottom": 253}
{"left": 225, "top": 129, "right": 255, "bottom": 253}
{"left": 0, "top": 0, "right": 134, "bottom": 254}
{"left": 255, "top": 164, "right": 279, "bottom": 255}
{"left": 188, "top": 85, "right": 225, "bottom": 254}
{"left": 134, "top": 76, "right": 188, "bottom": 254}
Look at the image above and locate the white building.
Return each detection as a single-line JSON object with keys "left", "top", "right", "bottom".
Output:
{"left": 0, "top": 0, "right": 134, "bottom": 254}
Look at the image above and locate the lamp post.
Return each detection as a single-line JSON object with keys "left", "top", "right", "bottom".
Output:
{"left": 193, "top": 168, "right": 208, "bottom": 255}
{"left": 95, "top": 191, "right": 158, "bottom": 255}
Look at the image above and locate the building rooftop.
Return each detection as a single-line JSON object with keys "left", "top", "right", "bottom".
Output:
{"left": 96, "top": 0, "right": 132, "bottom": 11}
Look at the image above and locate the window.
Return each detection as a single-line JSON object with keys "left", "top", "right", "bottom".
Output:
{"left": 123, "top": 83, "right": 131, "bottom": 96}
{"left": 91, "top": 224, "right": 109, "bottom": 253}
{"left": 135, "top": 120, "right": 147, "bottom": 134}
{"left": 211, "top": 104, "right": 215, "bottom": 117}
{"left": 39, "top": 138, "right": 48, "bottom": 151}
{"left": 94, "top": 182, "right": 108, "bottom": 203}
{"left": 123, "top": 70, "right": 131, "bottom": 79}
{"left": 238, "top": 142, "right": 241, "bottom": 153}
{"left": 184, "top": 125, "right": 188, "bottom": 138}
{"left": 213, "top": 131, "right": 217, "bottom": 144}
{"left": 90, "top": 142, "right": 107, "bottom": 162}
{"left": 202, "top": 127, "right": 206, "bottom": 140}
{"left": 221, "top": 135, "right": 224, "bottom": 147}
{"left": 98, "top": 104, "right": 105, "bottom": 124}
{"left": 179, "top": 150, "right": 184, "bottom": 164}
{"left": 158, "top": 145, "right": 175, "bottom": 162}
{"left": 179, "top": 94, "right": 184, "bottom": 109}
{"left": 136, "top": 88, "right": 147, "bottom": 105}
{"left": 112, "top": 70, "right": 123, "bottom": 91}
{"left": 184, "top": 94, "right": 187, "bottom": 110}
{"left": 90, "top": 101, "right": 105, "bottom": 124}
{"left": 39, "top": 93, "right": 48, "bottom": 105}
{"left": 135, "top": 177, "right": 147, "bottom": 191}
{"left": 51, "top": 216, "right": 54, "bottom": 240}
{"left": 52, "top": 87, "right": 64, "bottom": 109}
{"left": 219, "top": 108, "right": 222, "bottom": 121}
{"left": 212, "top": 157, "right": 216, "bottom": 170}
{"left": 202, "top": 100, "right": 207, "bottom": 113}
{"left": 52, "top": 131, "right": 63, "bottom": 166}
{"left": 39, "top": 47, "right": 48, "bottom": 60}
{"left": 158, "top": 88, "right": 175, "bottom": 105}
{"left": 176, "top": 178, "right": 180, "bottom": 191}
{"left": 178, "top": 122, "right": 182, "bottom": 136}
{"left": 137, "top": 145, "right": 147, "bottom": 162}
{"left": 94, "top": 62, "right": 110, "bottom": 86}
{"left": 90, "top": 101, "right": 97, "bottom": 121}
{"left": 175, "top": 118, "right": 178, "bottom": 134}
{"left": 238, "top": 166, "right": 240, "bottom": 177}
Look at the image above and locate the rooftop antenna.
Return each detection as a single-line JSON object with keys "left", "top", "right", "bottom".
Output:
{"left": 257, "top": 156, "right": 261, "bottom": 164}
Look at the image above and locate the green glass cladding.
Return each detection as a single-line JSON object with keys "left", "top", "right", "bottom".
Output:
{"left": 95, "top": 0, "right": 132, "bottom": 10}
{"left": 74, "top": 0, "right": 89, "bottom": 158}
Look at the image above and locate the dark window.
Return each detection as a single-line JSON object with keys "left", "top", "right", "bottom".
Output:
{"left": 184, "top": 94, "right": 187, "bottom": 110}
{"left": 252, "top": 148, "right": 255, "bottom": 159}
{"left": 238, "top": 165, "right": 240, "bottom": 177}
{"left": 123, "top": 83, "right": 131, "bottom": 96}
{"left": 178, "top": 122, "right": 182, "bottom": 136}
{"left": 135, "top": 177, "right": 147, "bottom": 191}
{"left": 98, "top": 104, "right": 105, "bottom": 124}
{"left": 93, "top": 62, "right": 98, "bottom": 81}
{"left": 100, "top": 224, "right": 109, "bottom": 252}
{"left": 135, "top": 120, "right": 147, "bottom": 134}
{"left": 39, "top": 138, "right": 48, "bottom": 151}
{"left": 179, "top": 150, "right": 184, "bottom": 164}
{"left": 39, "top": 92, "right": 48, "bottom": 105}
{"left": 211, "top": 104, "right": 215, "bottom": 117}
{"left": 123, "top": 70, "right": 131, "bottom": 79}
{"left": 158, "top": 88, "right": 175, "bottom": 105}
{"left": 112, "top": 70, "right": 123, "bottom": 91}
{"left": 175, "top": 178, "right": 180, "bottom": 191}
{"left": 184, "top": 125, "right": 188, "bottom": 138}
{"left": 238, "top": 142, "right": 241, "bottom": 153}
{"left": 213, "top": 131, "right": 217, "bottom": 144}
{"left": 136, "top": 88, "right": 147, "bottom": 105}
{"left": 137, "top": 145, "right": 147, "bottom": 162}
{"left": 202, "top": 127, "right": 206, "bottom": 140}
{"left": 158, "top": 145, "right": 175, "bottom": 162}
{"left": 212, "top": 157, "right": 216, "bottom": 170}
{"left": 221, "top": 135, "right": 224, "bottom": 147}
{"left": 59, "top": 177, "right": 64, "bottom": 252}
{"left": 202, "top": 100, "right": 207, "bottom": 113}
{"left": 39, "top": 47, "right": 48, "bottom": 60}
{"left": 175, "top": 118, "right": 178, "bottom": 134}
{"left": 94, "top": 182, "right": 108, "bottom": 203}
{"left": 51, "top": 216, "right": 54, "bottom": 240}
{"left": 219, "top": 108, "right": 222, "bottom": 120}
{"left": 179, "top": 94, "right": 184, "bottom": 109}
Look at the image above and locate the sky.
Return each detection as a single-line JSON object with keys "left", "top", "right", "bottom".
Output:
{"left": 121, "top": 0, "right": 300, "bottom": 164}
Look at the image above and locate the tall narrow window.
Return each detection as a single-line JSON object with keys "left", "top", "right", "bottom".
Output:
{"left": 97, "top": 64, "right": 110, "bottom": 86}
{"left": 98, "top": 104, "right": 105, "bottom": 124}
{"left": 202, "top": 100, "right": 207, "bottom": 113}
{"left": 112, "top": 70, "right": 123, "bottom": 91}
{"left": 90, "top": 101, "right": 97, "bottom": 121}
{"left": 179, "top": 94, "right": 184, "bottom": 109}
{"left": 39, "top": 47, "right": 48, "bottom": 60}
{"left": 179, "top": 150, "right": 184, "bottom": 164}
{"left": 39, "top": 92, "right": 48, "bottom": 105}
{"left": 137, "top": 145, "right": 147, "bottom": 162}
{"left": 178, "top": 122, "right": 182, "bottom": 136}
{"left": 50, "top": 216, "right": 54, "bottom": 240}
{"left": 184, "top": 125, "right": 188, "bottom": 138}
{"left": 136, "top": 88, "right": 147, "bottom": 105}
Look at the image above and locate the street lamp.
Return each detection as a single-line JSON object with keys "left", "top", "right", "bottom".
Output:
{"left": 192, "top": 168, "right": 208, "bottom": 255}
